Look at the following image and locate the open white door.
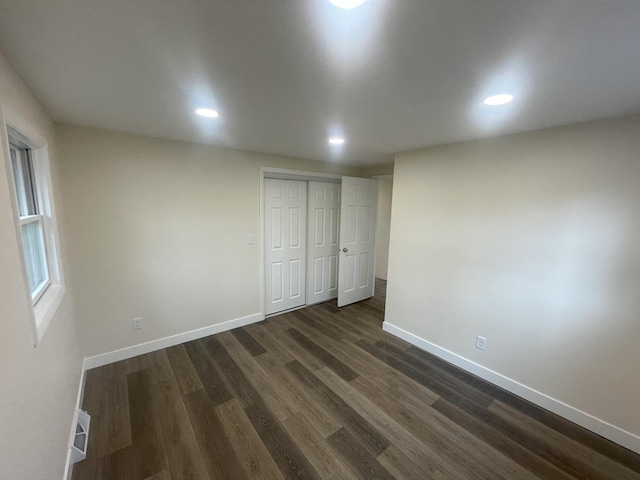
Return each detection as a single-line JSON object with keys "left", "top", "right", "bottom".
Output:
{"left": 337, "top": 176, "right": 377, "bottom": 307}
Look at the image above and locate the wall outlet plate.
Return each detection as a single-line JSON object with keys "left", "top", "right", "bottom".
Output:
{"left": 132, "top": 317, "right": 143, "bottom": 330}
{"left": 476, "top": 335, "right": 487, "bottom": 350}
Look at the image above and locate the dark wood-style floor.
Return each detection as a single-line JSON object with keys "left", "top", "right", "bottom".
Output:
{"left": 73, "top": 280, "right": 640, "bottom": 480}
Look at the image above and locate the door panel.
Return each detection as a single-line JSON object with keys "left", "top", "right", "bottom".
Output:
{"left": 306, "top": 181, "right": 341, "bottom": 305}
{"left": 265, "top": 179, "right": 307, "bottom": 315}
{"left": 270, "top": 262, "right": 283, "bottom": 302}
{"left": 338, "top": 177, "right": 377, "bottom": 307}
{"left": 329, "top": 255, "right": 338, "bottom": 290}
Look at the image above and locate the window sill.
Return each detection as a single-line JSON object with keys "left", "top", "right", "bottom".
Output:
{"left": 33, "top": 283, "right": 65, "bottom": 345}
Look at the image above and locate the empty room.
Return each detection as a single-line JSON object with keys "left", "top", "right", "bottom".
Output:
{"left": 1, "top": 0, "right": 639, "bottom": 479}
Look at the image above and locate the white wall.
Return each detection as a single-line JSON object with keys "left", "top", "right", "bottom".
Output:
{"left": 375, "top": 178, "right": 393, "bottom": 280}
{"left": 386, "top": 114, "right": 640, "bottom": 447}
{"left": 0, "top": 53, "right": 82, "bottom": 479}
{"left": 56, "top": 125, "right": 363, "bottom": 358}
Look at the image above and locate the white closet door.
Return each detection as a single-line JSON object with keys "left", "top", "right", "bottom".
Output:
{"left": 307, "top": 181, "right": 340, "bottom": 305}
{"left": 338, "top": 176, "right": 377, "bottom": 307}
{"left": 265, "top": 179, "right": 307, "bottom": 315}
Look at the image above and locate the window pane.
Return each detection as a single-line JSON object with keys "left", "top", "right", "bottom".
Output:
{"left": 10, "top": 146, "right": 38, "bottom": 216}
{"left": 10, "top": 147, "right": 26, "bottom": 216}
{"left": 21, "top": 220, "right": 49, "bottom": 296}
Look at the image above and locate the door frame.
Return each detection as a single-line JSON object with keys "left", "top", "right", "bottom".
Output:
{"left": 259, "top": 167, "right": 342, "bottom": 318}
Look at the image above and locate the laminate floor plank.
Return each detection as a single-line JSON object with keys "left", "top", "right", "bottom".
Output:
{"left": 432, "top": 397, "right": 576, "bottom": 480}
{"left": 322, "top": 308, "right": 385, "bottom": 346}
{"left": 127, "top": 369, "right": 168, "bottom": 478}
{"left": 290, "top": 308, "right": 346, "bottom": 342}
{"left": 200, "top": 335, "right": 265, "bottom": 407}
{"left": 287, "top": 317, "right": 441, "bottom": 407}
{"left": 489, "top": 401, "right": 640, "bottom": 480}
{"left": 405, "top": 345, "right": 546, "bottom": 419}
{"left": 74, "top": 367, "right": 106, "bottom": 478}
{"left": 541, "top": 411, "right": 640, "bottom": 473}
{"left": 183, "top": 389, "right": 246, "bottom": 480}
{"left": 327, "top": 427, "right": 394, "bottom": 480}
{"left": 216, "top": 398, "right": 285, "bottom": 480}
{"left": 218, "top": 331, "right": 299, "bottom": 421}
{"left": 144, "top": 470, "right": 171, "bottom": 480}
{"left": 245, "top": 322, "right": 296, "bottom": 363}
{"left": 207, "top": 333, "right": 322, "bottom": 479}
{"left": 257, "top": 319, "right": 328, "bottom": 372}
{"left": 244, "top": 401, "right": 322, "bottom": 480}
{"left": 286, "top": 360, "right": 390, "bottom": 457}
{"left": 96, "top": 362, "right": 132, "bottom": 458}
{"left": 73, "top": 278, "right": 640, "bottom": 480}
{"left": 283, "top": 411, "right": 359, "bottom": 480}
{"left": 355, "top": 339, "right": 493, "bottom": 411}
{"left": 82, "top": 367, "right": 104, "bottom": 417}
{"left": 254, "top": 352, "right": 343, "bottom": 438}
{"left": 287, "top": 327, "right": 360, "bottom": 382}
{"left": 231, "top": 327, "right": 268, "bottom": 357}
{"left": 377, "top": 445, "right": 438, "bottom": 480}
{"left": 351, "top": 375, "right": 541, "bottom": 480}
{"left": 165, "top": 344, "right": 204, "bottom": 396}
{"left": 314, "top": 367, "right": 446, "bottom": 478}
{"left": 374, "top": 340, "right": 495, "bottom": 407}
{"left": 96, "top": 445, "right": 140, "bottom": 480}
{"left": 296, "top": 307, "right": 363, "bottom": 343}
{"left": 183, "top": 339, "right": 234, "bottom": 407}
{"left": 147, "top": 350, "right": 211, "bottom": 480}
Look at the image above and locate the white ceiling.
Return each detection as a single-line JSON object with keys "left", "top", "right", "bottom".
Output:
{"left": 0, "top": 0, "right": 639, "bottom": 166}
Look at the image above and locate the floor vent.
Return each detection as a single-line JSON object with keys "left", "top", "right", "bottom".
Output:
{"left": 71, "top": 409, "right": 91, "bottom": 464}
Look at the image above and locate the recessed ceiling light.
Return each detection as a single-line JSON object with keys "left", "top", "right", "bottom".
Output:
{"left": 328, "top": 137, "right": 345, "bottom": 145}
{"left": 483, "top": 94, "right": 514, "bottom": 106}
{"left": 328, "top": 0, "right": 367, "bottom": 9}
{"left": 195, "top": 108, "right": 219, "bottom": 118}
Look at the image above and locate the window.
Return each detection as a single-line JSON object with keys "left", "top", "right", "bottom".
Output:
{"left": 6, "top": 125, "right": 65, "bottom": 344}
{"left": 10, "top": 142, "right": 50, "bottom": 302}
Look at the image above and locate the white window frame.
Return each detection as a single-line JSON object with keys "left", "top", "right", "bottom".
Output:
{"left": 10, "top": 140, "right": 51, "bottom": 303}
{"left": 3, "top": 119, "right": 66, "bottom": 346}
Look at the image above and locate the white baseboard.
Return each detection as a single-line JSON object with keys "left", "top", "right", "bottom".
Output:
{"left": 383, "top": 321, "right": 640, "bottom": 455}
{"left": 84, "top": 312, "right": 264, "bottom": 370}
{"left": 62, "top": 358, "right": 87, "bottom": 480}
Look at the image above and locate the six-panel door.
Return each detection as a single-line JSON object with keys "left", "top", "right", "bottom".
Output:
{"left": 264, "top": 179, "right": 307, "bottom": 315}
{"left": 338, "top": 176, "right": 378, "bottom": 307}
{"left": 307, "top": 181, "right": 341, "bottom": 305}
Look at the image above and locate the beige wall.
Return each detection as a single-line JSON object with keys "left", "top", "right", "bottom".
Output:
{"left": 386, "top": 114, "right": 640, "bottom": 441}
{"left": 375, "top": 178, "right": 393, "bottom": 280}
{"left": 0, "top": 53, "right": 82, "bottom": 478}
{"left": 56, "top": 125, "right": 363, "bottom": 357}
{"left": 361, "top": 163, "right": 394, "bottom": 178}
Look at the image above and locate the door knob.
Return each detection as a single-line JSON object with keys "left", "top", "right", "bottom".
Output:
{"left": 342, "top": 248, "right": 348, "bottom": 253}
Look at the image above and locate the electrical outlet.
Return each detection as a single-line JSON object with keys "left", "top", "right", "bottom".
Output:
{"left": 132, "top": 317, "right": 143, "bottom": 330}
{"left": 248, "top": 234, "right": 255, "bottom": 245}
{"left": 476, "top": 335, "right": 487, "bottom": 350}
